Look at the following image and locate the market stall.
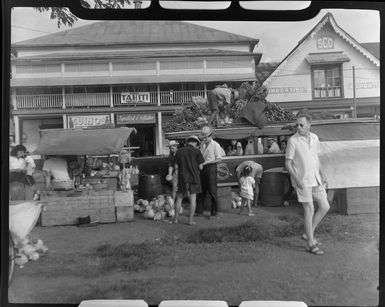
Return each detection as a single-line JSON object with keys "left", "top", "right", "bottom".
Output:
{"left": 33, "top": 127, "right": 137, "bottom": 226}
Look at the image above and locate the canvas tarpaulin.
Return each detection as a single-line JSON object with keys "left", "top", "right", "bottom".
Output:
{"left": 33, "top": 127, "right": 136, "bottom": 156}
{"left": 319, "top": 139, "right": 379, "bottom": 189}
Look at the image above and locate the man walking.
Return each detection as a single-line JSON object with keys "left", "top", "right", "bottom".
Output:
{"left": 196, "top": 126, "right": 225, "bottom": 219}
{"left": 285, "top": 113, "right": 330, "bottom": 255}
{"left": 174, "top": 135, "right": 204, "bottom": 225}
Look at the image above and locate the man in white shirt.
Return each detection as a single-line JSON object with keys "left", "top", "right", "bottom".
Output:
{"left": 196, "top": 126, "right": 225, "bottom": 219}
{"left": 285, "top": 113, "right": 330, "bottom": 255}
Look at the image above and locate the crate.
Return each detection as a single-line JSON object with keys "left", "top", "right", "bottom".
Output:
{"left": 218, "top": 186, "right": 232, "bottom": 210}
{"left": 114, "top": 190, "right": 134, "bottom": 207}
{"left": 335, "top": 186, "right": 379, "bottom": 215}
{"left": 51, "top": 180, "right": 74, "bottom": 191}
{"left": 40, "top": 190, "right": 115, "bottom": 226}
{"left": 116, "top": 206, "right": 134, "bottom": 222}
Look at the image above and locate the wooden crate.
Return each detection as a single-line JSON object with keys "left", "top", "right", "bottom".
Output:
{"left": 334, "top": 186, "right": 379, "bottom": 215}
{"left": 218, "top": 186, "right": 232, "bottom": 211}
{"left": 114, "top": 190, "right": 134, "bottom": 207}
{"left": 85, "top": 177, "right": 118, "bottom": 190}
{"left": 116, "top": 206, "right": 134, "bottom": 222}
{"left": 40, "top": 190, "right": 115, "bottom": 226}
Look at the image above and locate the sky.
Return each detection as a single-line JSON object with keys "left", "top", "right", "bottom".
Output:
{"left": 10, "top": 2, "right": 380, "bottom": 62}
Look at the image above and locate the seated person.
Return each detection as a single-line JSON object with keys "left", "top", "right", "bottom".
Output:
{"left": 266, "top": 137, "right": 281, "bottom": 154}
{"left": 43, "top": 155, "right": 71, "bottom": 189}
{"left": 226, "top": 140, "right": 238, "bottom": 156}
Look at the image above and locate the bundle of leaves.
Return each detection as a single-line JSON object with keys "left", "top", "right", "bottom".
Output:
{"left": 164, "top": 96, "right": 208, "bottom": 132}
{"left": 265, "top": 103, "right": 297, "bottom": 122}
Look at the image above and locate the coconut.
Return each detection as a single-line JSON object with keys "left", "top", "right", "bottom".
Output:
{"left": 29, "top": 252, "right": 40, "bottom": 261}
{"left": 15, "top": 253, "right": 29, "bottom": 267}
{"left": 142, "top": 200, "right": 149, "bottom": 207}
{"left": 146, "top": 208, "right": 155, "bottom": 219}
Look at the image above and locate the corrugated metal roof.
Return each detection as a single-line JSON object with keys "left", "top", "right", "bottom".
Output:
{"left": 14, "top": 49, "right": 259, "bottom": 62}
{"left": 13, "top": 20, "right": 259, "bottom": 48}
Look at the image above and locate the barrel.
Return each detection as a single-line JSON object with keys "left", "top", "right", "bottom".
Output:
{"left": 138, "top": 174, "right": 163, "bottom": 200}
{"left": 260, "top": 167, "right": 291, "bottom": 207}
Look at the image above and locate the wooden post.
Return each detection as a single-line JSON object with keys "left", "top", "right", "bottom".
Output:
{"left": 352, "top": 66, "right": 357, "bottom": 118}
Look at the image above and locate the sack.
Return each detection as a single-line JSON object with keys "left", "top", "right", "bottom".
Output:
{"left": 240, "top": 102, "right": 268, "bottom": 128}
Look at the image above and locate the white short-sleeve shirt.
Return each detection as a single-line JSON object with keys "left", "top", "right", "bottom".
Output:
{"left": 285, "top": 132, "right": 322, "bottom": 188}
{"left": 201, "top": 140, "right": 224, "bottom": 164}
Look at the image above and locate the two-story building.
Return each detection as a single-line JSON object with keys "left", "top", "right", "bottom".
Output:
{"left": 263, "top": 12, "right": 380, "bottom": 119}
{"left": 10, "top": 20, "right": 261, "bottom": 156}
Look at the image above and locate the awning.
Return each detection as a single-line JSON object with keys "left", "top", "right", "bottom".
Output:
{"left": 33, "top": 127, "right": 136, "bottom": 156}
{"left": 311, "top": 122, "right": 379, "bottom": 141}
{"left": 305, "top": 52, "right": 350, "bottom": 65}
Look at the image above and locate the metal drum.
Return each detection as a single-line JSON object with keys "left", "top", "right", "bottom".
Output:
{"left": 261, "top": 167, "right": 291, "bottom": 207}
{"left": 138, "top": 174, "right": 163, "bottom": 200}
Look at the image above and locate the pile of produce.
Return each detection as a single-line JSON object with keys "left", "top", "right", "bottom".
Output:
{"left": 134, "top": 194, "right": 175, "bottom": 221}
{"left": 164, "top": 82, "right": 296, "bottom": 132}
{"left": 14, "top": 236, "right": 49, "bottom": 268}
{"left": 231, "top": 192, "right": 243, "bottom": 208}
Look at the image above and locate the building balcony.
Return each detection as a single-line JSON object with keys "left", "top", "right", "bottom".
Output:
{"left": 13, "top": 90, "right": 206, "bottom": 110}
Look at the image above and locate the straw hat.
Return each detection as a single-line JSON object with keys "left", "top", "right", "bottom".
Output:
{"left": 167, "top": 140, "right": 179, "bottom": 147}
{"left": 199, "top": 126, "right": 213, "bottom": 138}
{"left": 187, "top": 135, "right": 200, "bottom": 144}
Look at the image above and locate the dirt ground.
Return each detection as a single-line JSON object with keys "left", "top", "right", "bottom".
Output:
{"left": 8, "top": 202, "right": 379, "bottom": 306}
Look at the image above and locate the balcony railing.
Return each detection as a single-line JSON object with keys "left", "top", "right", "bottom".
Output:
{"left": 14, "top": 90, "right": 207, "bottom": 110}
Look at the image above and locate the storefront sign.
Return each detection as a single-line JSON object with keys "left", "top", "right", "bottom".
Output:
{"left": 317, "top": 36, "right": 334, "bottom": 49}
{"left": 348, "top": 82, "right": 380, "bottom": 89}
{"left": 121, "top": 92, "right": 151, "bottom": 103}
{"left": 268, "top": 87, "right": 308, "bottom": 94}
{"left": 117, "top": 113, "right": 156, "bottom": 124}
{"left": 67, "top": 114, "right": 111, "bottom": 128}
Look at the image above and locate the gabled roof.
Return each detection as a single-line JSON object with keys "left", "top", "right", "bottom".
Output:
{"left": 264, "top": 12, "right": 380, "bottom": 86}
{"left": 255, "top": 62, "right": 280, "bottom": 85}
{"left": 360, "top": 42, "right": 380, "bottom": 59}
{"left": 12, "top": 20, "right": 259, "bottom": 51}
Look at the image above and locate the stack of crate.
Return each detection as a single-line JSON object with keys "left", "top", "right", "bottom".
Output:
{"left": 40, "top": 190, "right": 115, "bottom": 226}
{"left": 114, "top": 190, "right": 134, "bottom": 222}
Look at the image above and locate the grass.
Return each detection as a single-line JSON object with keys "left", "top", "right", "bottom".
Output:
{"left": 93, "top": 241, "right": 163, "bottom": 273}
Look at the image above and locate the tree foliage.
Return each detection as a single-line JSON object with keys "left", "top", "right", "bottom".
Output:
{"left": 34, "top": 0, "right": 132, "bottom": 28}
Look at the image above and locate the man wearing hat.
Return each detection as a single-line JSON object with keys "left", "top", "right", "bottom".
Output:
{"left": 174, "top": 135, "right": 204, "bottom": 225}
{"left": 196, "top": 126, "right": 225, "bottom": 219}
{"left": 166, "top": 140, "right": 179, "bottom": 203}
{"left": 207, "top": 86, "right": 240, "bottom": 127}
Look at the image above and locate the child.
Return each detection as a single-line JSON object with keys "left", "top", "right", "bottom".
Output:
{"left": 239, "top": 165, "right": 255, "bottom": 216}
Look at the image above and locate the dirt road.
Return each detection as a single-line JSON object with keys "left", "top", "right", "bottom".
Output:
{"left": 8, "top": 204, "right": 379, "bottom": 306}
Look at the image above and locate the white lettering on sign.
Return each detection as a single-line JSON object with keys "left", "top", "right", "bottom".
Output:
{"left": 348, "top": 82, "right": 380, "bottom": 90}
{"left": 268, "top": 87, "right": 307, "bottom": 94}
{"left": 121, "top": 92, "right": 151, "bottom": 103}
{"left": 68, "top": 115, "right": 110, "bottom": 128}
{"left": 117, "top": 113, "right": 156, "bottom": 124}
{"left": 317, "top": 36, "right": 334, "bottom": 49}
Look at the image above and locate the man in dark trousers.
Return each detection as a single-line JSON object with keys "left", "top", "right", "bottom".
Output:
{"left": 196, "top": 126, "right": 225, "bottom": 219}
{"left": 174, "top": 135, "right": 204, "bottom": 225}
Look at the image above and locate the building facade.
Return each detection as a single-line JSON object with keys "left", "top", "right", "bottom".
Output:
{"left": 263, "top": 13, "right": 380, "bottom": 119}
{"left": 10, "top": 20, "right": 261, "bottom": 156}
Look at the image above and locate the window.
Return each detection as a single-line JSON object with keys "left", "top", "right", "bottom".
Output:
{"left": 312, "top": 64, "right": 342, "bottom": 98}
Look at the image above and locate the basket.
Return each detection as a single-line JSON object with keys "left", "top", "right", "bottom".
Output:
{"left": 51, "top": 179, "right": 74, "bottom": 191}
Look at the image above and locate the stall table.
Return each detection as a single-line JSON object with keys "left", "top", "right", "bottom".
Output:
{"left": 40, "top": 189, "right": 116, "bottom": 226}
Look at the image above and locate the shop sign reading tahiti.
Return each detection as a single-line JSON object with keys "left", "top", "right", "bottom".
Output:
{"left": 67, "top": 114, "right": 111, "bottom": 128}
{"left": 121, "top": 92, "right": 151, "bottom": 103}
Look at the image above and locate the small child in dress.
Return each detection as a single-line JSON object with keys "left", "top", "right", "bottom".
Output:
{"left": 239, "top": 165, "right": 255, "bottom": 216}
